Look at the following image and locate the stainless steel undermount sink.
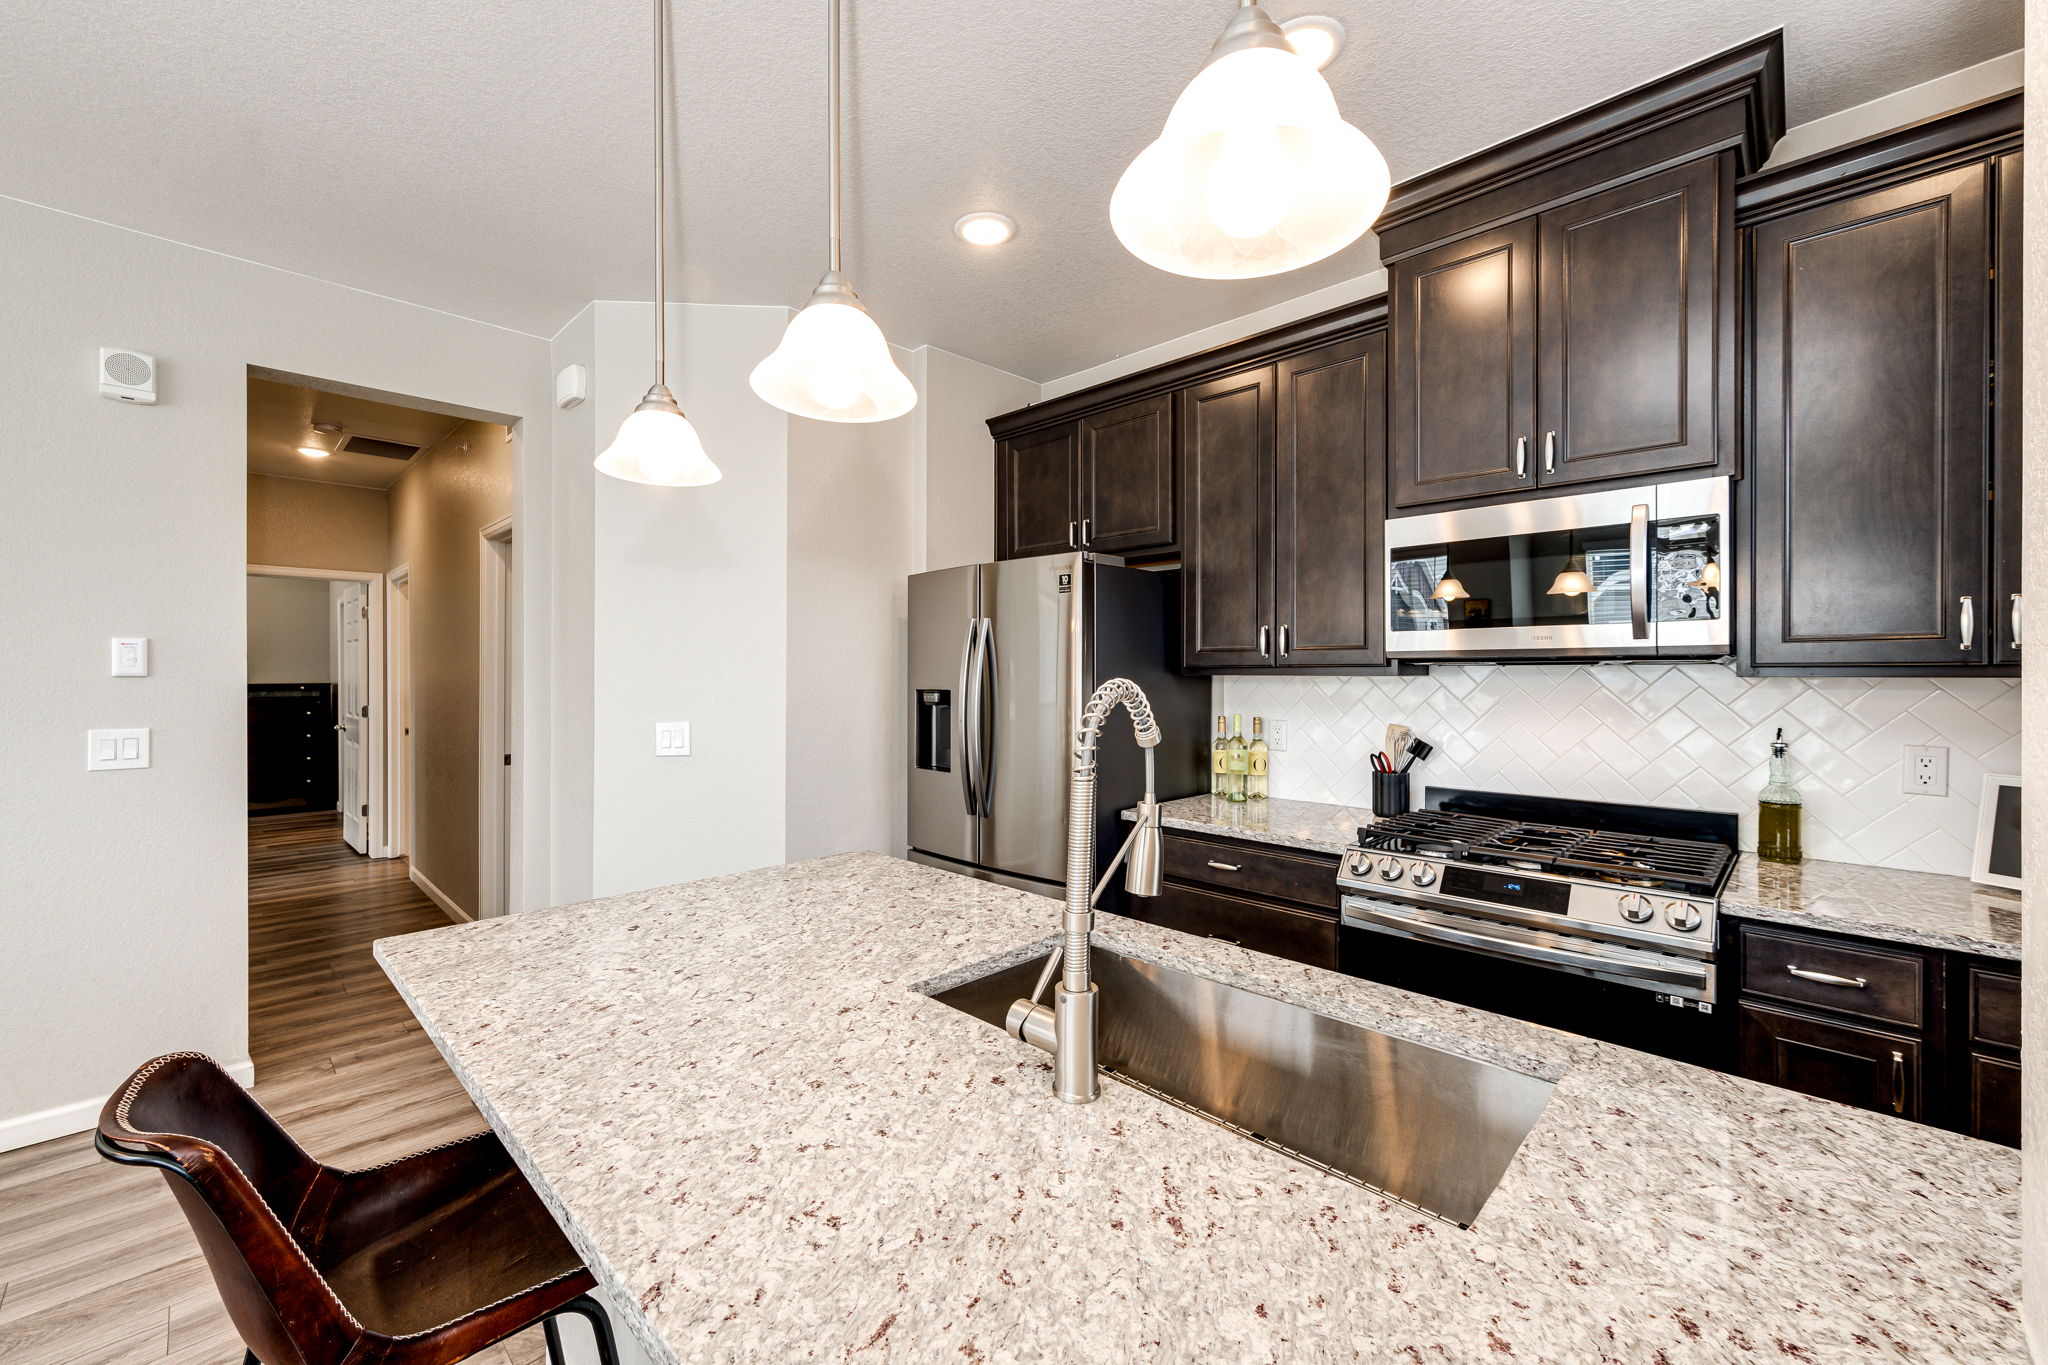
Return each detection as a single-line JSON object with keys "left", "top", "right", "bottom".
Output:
{"left": 930, "top": 947, "right": 1555, "bottom": 1227}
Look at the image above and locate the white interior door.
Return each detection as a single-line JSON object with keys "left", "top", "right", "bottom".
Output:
{"left": 336, "top": 582, "right": 369, "bottom": 854}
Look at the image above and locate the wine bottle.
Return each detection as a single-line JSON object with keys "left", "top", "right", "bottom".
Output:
{"left": 1224, "top": 713, "right": 1249, "bottom": 803}
{"left": 1247, "top": 717, "right": 1269, "bottom": 800}
{"left": 1210, "top": 716, "right": 1229, "bottom": 795}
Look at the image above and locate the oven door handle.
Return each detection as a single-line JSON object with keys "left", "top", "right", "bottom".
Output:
{"left": 1345, "top": 903, "right": 1710, "bottom": 989}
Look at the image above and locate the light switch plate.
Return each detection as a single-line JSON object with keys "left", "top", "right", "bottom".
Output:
{"left": 88, "top": 728, "right": 151, "bottom": 770}
{"left": 655, "top": 722, "right": 691, "bottom": 757}
{"left": 111, "top": 637, "right": 149, "bottom": 676}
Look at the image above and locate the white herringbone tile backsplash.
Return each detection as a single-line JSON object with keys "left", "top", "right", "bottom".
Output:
{"left": 1216, "top": 665, "right": 2019, "bottom": 878}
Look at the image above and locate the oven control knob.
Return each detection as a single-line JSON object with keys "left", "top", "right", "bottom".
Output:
{"left": 1663, "top": 900, "right": 1703, "bottom": 932}
{"left": 1379, "top": 858, "right": 1406, "bottom": 882}
{"left": 1409, "top": 862, "right": 1437, "bottom": 888}
{"left": 1618, "top": 893, "right": 1654, "bottom": 924}
{"left": 1345, "top": 852, "right": 1372, "bottom": 878}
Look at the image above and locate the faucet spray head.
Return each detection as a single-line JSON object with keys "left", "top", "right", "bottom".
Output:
{"left": 1125, "top": 750, "right": 1163, "bottom": 897}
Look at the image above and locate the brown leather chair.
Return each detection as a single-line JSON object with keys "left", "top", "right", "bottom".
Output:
{"left": 97, "top": 1053, "right": 619, "bottom": 1365}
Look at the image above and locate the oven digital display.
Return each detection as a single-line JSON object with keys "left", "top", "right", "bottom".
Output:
{"left": 1442, "top": 867, "right": 1572, "bottom": 915}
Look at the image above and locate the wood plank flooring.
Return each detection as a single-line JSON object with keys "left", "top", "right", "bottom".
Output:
{"left": 0, "top": 813, "right": 547, "bottom": 1365}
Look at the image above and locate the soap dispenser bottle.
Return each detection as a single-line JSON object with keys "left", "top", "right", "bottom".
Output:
{"left": 1758, "top": 727, "right": 1802, "bottom": 864}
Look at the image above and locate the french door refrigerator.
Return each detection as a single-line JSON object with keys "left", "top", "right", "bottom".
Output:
{"left": 908, "top": 552, "right": 1209, "bottom": 899}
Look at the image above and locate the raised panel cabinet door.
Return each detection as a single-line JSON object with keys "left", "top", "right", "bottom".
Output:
{"left": 1388, "top": 219, "right": 1539, "bottom": 508}
{"left": 1179, "top": 366, "right": 1276, "bottom": 670}
{"left": 1275, "top": 331, "right": 1387, "bottom": 669}
{"left": 1738, "top": 1002, "right": 1923, "bottom": 1121}
{"left": 1078, "top": 394, "right": 1175, "bottom": 554}
{"left": 1969, "top": 1053, "right": 2021, "bottom": 1147}
{"left": 996, "top": 424, "right": 1078, "bottom": 560}
{"left": 1537, "top": 156, "right": 1727, "bottom": 485}
{"left": 1749, "top": 162, "right": 1992, "bottom": 667}
{"left": 1994, "top": 150, "right": 2023, "bottom": 664}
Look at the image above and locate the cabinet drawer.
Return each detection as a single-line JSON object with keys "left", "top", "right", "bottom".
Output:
{"left": 1967, "top": 965, "right": 2021, "bottom": 1050}
{"left": 1129, "top": 882, "right": 1339, "bottom": 971}
{"left": 1737, "top": 1002, "right": 1922, "bottom": 1122}
{"left": 1161, "top": 832, "right": 1338, "bottom": 911}
{"left": 1739, "top": 926, "right": 1926, "bottom": 1029}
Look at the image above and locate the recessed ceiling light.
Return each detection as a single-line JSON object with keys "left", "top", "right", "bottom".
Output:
{"left": 1280, "top": 15, "right": 1346, "bottom": 70}
{"left": 297, "top": 423, "right": 344, "bottom": 457}
{"left": 953, "top": 212, "right": 1017, "bottom": 247}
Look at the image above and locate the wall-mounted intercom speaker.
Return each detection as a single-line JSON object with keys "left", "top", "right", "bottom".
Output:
{"left": 555, "top": 363, "right": 587, "bottom": 409}
{"left": 99, "top": 348, "right": 158, "bottom": 404}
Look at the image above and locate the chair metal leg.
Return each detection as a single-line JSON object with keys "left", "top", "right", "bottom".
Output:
{"left": 544, "top": 1294, "right": 619, "bottom": 1365}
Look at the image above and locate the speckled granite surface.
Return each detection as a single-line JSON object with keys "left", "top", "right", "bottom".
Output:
{"left": 1723, "top": 854, "right": 2021, "bottom": 960}
{"left": 1144, "top": 795, "right": 2024, "bottom": 959}
{"left": 376, "top": 851, "right": 2021, "bottom": 1363}
{"left": 1137, "top": 793, "right": 1372, "bottom": 855}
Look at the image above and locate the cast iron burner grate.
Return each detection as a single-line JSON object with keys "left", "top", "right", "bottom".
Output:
{"left": 1356, "top": 810, "right": 1515, "bottom": 858}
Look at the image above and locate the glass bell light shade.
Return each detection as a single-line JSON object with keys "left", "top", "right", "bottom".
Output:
{"left": 594, "top": 385, "right": 722, "bottom": 487}
{"left": 1110, "top": 8, "right": 1390, "bottom": 281}
{"left": 1548, "top": 556, "right": 1594, "bottom": 596}
{"left": 750, "top": 273, "right": 917, "bottom": 423}
{"left": 1429, "top": 576, "right": 1469, "bottom": 602}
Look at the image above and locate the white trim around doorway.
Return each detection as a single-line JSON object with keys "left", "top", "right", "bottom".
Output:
{"left": 385, "top": 564, "right": 413, "bottom": 861}
{"left": 247, "top": 563, "right": 388, "bottom": 860}
{"left": 478, "top": 517, "right": 515, "bottom": 919}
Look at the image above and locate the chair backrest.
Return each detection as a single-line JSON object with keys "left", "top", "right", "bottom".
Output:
{"left": 97, "top": 1054, "right": 362, "bottom": 1365}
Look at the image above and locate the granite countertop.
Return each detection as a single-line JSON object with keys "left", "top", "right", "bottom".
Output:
{"left": 376, "top": 851, "right": 2021, "bottom": 1363}
{"left": 1141, "top": 794, "right": 2023, "bottom": 959}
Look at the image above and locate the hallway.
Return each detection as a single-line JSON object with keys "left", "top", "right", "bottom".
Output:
{"left": 0, "top": 815, "right": 545, "bottom": 1365}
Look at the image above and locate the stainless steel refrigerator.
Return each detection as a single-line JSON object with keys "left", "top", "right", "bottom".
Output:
{"left": 907, "top": 552, "right": 1209, "bottom": 898}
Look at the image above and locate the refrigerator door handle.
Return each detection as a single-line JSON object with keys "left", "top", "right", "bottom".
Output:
{"left": 957, "top": 618, "right": 981, "bottom": 816}
{"left": 977, "top": 617, "right": 998, "bottom": 815}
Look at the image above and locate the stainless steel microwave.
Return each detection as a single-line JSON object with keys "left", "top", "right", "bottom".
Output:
{"left": 1385, "top": 477, "right": 1730, "bottom": 660}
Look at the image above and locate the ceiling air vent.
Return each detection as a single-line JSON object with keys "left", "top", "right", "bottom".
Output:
{"left": 339, "top": 434, "right": 422, "bottom": 461}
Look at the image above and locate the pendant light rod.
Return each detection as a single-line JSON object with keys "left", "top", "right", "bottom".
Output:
{"left": 826, "top": 0, "right": 842, "bottom": 274}
{"left": 653, "top": 0, "right": 669, "bottom": 385}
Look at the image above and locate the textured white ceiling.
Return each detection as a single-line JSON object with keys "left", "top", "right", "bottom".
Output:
{"left": 0, "top": 0, "right": 2019, "bottom": 381}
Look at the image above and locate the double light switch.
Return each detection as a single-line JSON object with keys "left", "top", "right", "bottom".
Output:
{"left": 88, "top": 728, "right": 151, "bottom": 771}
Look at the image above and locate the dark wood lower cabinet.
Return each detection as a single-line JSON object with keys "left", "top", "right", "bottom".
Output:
{"left": 1126, "top": 882, "right": 1339, "bottom": 972}
{"left": 1738, "top": 1001, "right": 1922, "bottom": 1122}
{"left": 1732, "top": 920, "right": 2018, "bottom": 1146}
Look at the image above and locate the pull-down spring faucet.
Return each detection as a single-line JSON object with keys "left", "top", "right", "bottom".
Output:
{"left": 1006, "top": 677, "right": 1165, "bottom": 1103}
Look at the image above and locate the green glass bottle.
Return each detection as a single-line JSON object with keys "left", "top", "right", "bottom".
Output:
{"left": 1210, "top": 716, "right": 1229, "bottom": 795}
{"left": 1758, "top": 727, "right": 1802, "bottom": 864}
{"left": 1224, "top": 713, "right": 1249, "bottom": 803}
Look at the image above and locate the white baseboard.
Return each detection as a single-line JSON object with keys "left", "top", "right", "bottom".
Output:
{"left": 410, "top": 865, "right": 471, "bottom": 923}
{"left": 0, "top": 1056, "right": 255, "bottom": 1154}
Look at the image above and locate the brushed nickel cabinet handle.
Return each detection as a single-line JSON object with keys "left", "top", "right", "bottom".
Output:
{"left": 1960, "top": 594, "right": 1975, "bottom": 651}
{"left": 2012, "top": 593, "right": 2022, "bottom": 650}
{"left": 1544, "top": 430, "right": 1557, "bottom": 473}
{"left": 1259, "top": 625, "right": 1272, "bottom": 658}
{"left": 1787, "top": 965, "right": 1867, "bottom": 989}
{"left": 1207, "top": 933, "right": 1242, "bottom": 945}
{"left": 1515, "top": 436, "right": 1529, "bottom": 479}
{"left": 1206, "top": 860, "right": 1241, "bottom": 872}
{"left": 1067, "top": 521, "right": 1078, "bottom": 548}
{"left": 1890, "top": 1050, "right": 1906, "bottom": 1114}
{"left": 1080, "top": 518, "right": 1091, "bottom": 545}
{"left": 1278, "top": 624, "right": 1291, "bottom": 657}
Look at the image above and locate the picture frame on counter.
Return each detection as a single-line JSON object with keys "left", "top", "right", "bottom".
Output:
{"left": 1971, "top": 773, "right": 2023, "bottom": 892}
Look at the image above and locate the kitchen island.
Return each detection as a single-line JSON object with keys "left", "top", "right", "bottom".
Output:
{"left": 375, "top": 851, "right": 2022, "bottom": 1363}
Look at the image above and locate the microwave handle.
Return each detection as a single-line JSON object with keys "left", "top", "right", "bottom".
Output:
{"left": 1629, "top": 503, "right": 1650, "bottom": 641}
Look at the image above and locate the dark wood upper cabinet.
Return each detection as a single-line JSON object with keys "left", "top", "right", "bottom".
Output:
{"left": 1077, "top": 394, "right": 1175, "bottom": 554}
{"left": 1747, "top": 162, "right": 1992, "bottom": 668}
{"left": 995, "top": 425, "right": 1077, "bottom": 560}
{"left": 1275, "top": 332, "right": 1387, "bottom": 669}
{"left": 1994, "top": 150, "right": 2023, "bottom": 665}
{"left": 1388, "top": 221, "right": 1538, "bottom": 508}
{"left": 1179, "top": 366, "right": 1275, "bottom": 670}
{"left": 1537, "top": 156, "right": 1728, "bottom": 486}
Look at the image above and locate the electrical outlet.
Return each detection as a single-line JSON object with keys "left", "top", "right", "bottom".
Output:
{"left": 1267, "top": 719, "right": 1288, "bottom": 751}
{"left": 1902, "top": 745, "right": 1948, "bottom": 797}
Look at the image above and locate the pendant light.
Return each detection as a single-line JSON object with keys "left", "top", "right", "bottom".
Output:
{"left": 1429, "top": 576, "right": 1469, "bottom": 603}
{"left": 596, "top": 0, "right": 722, "bottom": 487}
{"left": 749, "top": 0, "right": 916, "bottom": 423}
{"left": 1548, "top": 554, "right": 1594, "bottom": 597}
{"left": 1111, "top": 1, "right": 1391, "bottom": 280}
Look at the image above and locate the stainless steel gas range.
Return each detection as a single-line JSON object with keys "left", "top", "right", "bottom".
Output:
{"left": 1336, "top": 790, "right": 1740, "bottom": 1065}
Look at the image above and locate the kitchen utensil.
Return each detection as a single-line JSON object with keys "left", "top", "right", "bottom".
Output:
{"left": 1398, "top": 739, "right": 1434, "bottom": 773}
{"left": 1384, "top": 724, "right": 1411, "bottom": 767}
